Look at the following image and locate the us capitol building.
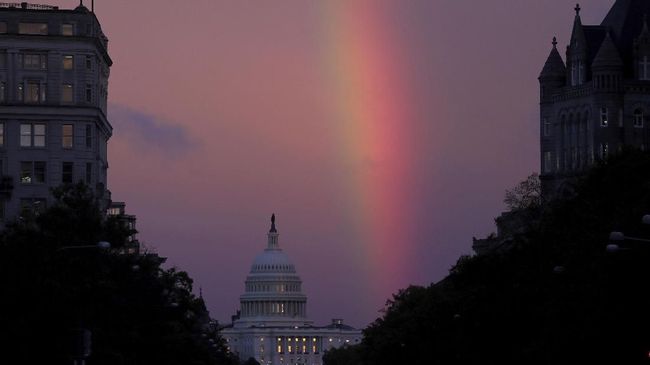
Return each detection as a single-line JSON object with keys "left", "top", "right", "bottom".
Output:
{"left": 221, "top": 215, "right": 362, "bottom": 365}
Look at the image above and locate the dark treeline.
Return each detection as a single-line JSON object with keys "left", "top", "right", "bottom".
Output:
{"left": 0, "top": 183, "right": 238, "bottom": 365}
{"left": 324, "top": 149, "right": 650, "bottom": 365}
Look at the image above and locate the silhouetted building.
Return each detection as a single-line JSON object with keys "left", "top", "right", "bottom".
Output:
{"left": 221, "top": 215, "right": 362, "bottom": 365}
{"left": 540, "top": 0, "right": 650, "bottom": 193}
{"left": 0, "top": 2, "right": 112, "bottom": 222}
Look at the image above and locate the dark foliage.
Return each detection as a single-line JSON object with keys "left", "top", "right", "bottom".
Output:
{"left": 325, "top": 149, "right": 650, "bottom": 365}
{"left": 0, "top": 184, "right": 238, "bottom": 365}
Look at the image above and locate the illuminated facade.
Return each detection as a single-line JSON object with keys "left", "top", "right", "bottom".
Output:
{"left": 221, "top": 216, "right": 362, "bottom": 365}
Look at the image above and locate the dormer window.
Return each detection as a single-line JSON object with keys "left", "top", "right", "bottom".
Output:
{"left": 634, "top": 109, "right": 644, "bottom": 128}
{"left": 640, "top": 56, "right": 650, "bottom": 80}
{"left": 600, "top": 107, "right": 609, "bottom": 127}
{"left": 19, "top": 23, "right": 48, "bottom": 35}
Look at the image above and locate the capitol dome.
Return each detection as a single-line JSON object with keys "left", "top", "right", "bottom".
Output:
{"left": 235, "top": 215, "right": 311, "bottom": 327}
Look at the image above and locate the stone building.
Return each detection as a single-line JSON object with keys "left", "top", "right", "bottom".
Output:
{"left": 0, "top": 2, "right": 112, "bottom": 222}
{"left": 539, "top": 0, "right": 650, "bottom": 193}
{"left": 221, "top": 215, "right": 362, "bottom": 365}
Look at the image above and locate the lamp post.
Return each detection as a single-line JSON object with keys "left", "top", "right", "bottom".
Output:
{"left": 606, "top": 215, "right": 650, "bottom": 253}
{"left": 58, "top": 241, "right": 111, "bottom": 365}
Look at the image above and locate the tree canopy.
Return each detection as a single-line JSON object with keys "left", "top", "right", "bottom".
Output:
{"left": 0, "top": 183, "right": 238, "bottom": 365}
{"left": 324, "top": 149, "right": 650, "bottom": 365}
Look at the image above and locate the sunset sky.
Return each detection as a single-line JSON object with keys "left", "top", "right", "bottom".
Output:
{"left": 45, "top": 0, "right": 615, "bottom": 327}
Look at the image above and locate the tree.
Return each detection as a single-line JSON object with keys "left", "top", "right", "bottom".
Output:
{"left": 326, "top": 149, "right": 650, "bottom": 365}
{"left": 0, "top": 183, "right": 238, "bottom": 365}
{"left": 503, "top": 173, "right": 542, "bottom": 211}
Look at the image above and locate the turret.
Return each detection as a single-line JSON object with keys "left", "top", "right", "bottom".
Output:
{"left": 539, "top": 37, "right": 567, "bottom": 101}
{"left": 634, "top": 15, "right": 650, "bottom": 80}
{"left": 566, "top": 4, "right": 588, "bottom": 86}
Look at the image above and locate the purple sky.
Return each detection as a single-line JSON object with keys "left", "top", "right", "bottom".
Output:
{"left": 49, "top": 0, "right": 615, "bottom": 327}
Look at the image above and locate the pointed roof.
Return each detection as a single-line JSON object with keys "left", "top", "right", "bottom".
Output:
{"left": 540, "top": 37, "right": 566, "bottom": 79}
{"left": 592, "top": 32, "right": 624, "bottom": 69}
{"left": 601, "top": 0, "right": 650, "bottom": 64}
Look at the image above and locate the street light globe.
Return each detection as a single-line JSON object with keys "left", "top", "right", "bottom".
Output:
{"left": 609, "top": 232, "right": 625, "bottom": 242}
{"left": 643, "top": 215, "right": 650, "bottom": 225}
{"left": 97, "top": 241, "right": 111, "bottom": 250}
{"left": 606, "top": 244, "right": 620, "bottom": 253}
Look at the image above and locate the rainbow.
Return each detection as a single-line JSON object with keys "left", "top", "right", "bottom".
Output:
{"left": 316, "top": 2, "right": 422, "bottom": 299}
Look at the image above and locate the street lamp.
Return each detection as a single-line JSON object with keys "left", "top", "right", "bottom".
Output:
{"left": 607, "top": 216, "right": 650, "bottom": 253}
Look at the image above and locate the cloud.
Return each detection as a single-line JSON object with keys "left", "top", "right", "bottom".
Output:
{"left": 108, "top": 103, "right": 196, "bottom": 157}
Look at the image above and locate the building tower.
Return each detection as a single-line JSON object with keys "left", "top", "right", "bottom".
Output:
{"left": 0, "top": 2, "right": 112, "bottom": 222}
{"left": 221, "top": 215, "right": 362, "bottom": 365}
{"left": 539, "top": 1, "right": 650, "bottom": 193}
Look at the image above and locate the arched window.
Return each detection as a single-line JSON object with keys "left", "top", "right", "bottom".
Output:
{"left": 634, "top": 108, "right": 644, "bottom": 128}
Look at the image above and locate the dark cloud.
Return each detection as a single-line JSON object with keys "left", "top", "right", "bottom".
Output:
{"left": 108, "top": 103, "right": 196, "bottom": 157}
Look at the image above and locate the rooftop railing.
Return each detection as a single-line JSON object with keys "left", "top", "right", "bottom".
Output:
{"left": 0, "top": 2, "right": 59, "bottom": 10}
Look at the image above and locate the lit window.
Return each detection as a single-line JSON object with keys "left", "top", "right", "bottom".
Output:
{"left": 62, "top": 124, "right": 73, "bottom": 148}
{"left": 0, "top": 22, "right": 6, "bottom": 34}
{"left": 20, "top": 123, "right": 46, "bottom": 147}
{"left": 62, "top": 162, "right": 73, "bottom": 183}
{"left": 17, "top": 84, "right": 23, "bottom": 102}
{"left": 20, "top": 161, "right": 46, "bottom": 184}
{"left": 63, "top": 55, "right": 74, "bottom": 70}
{"left": 600, "top": 107, "right": 608, "bottom": 127}
{"left": 22, "top": 54, "right": 47, "bottom": 70}
{"left": 634, "top": 109, "right": 644, "bottom": 128}
{"left": 19, "top": 23, "right": 48, "bottom": 35}
{"left": 62, "top": 84, "right": 73, "bottom": 103}
{"left": 62, "top": 23, "right": 73, "bottom": 36}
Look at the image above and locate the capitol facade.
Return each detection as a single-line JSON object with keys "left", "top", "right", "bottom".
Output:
{"left": 221, "top": 215, "right": 362, "bottom": 365}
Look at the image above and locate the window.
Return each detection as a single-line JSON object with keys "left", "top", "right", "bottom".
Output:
{"left": 20, "top": 198, "right": 46, "bottom": 216}
{"left": 600, "top": 107, "right": 609, "bottom": 127}
{"left": 600, "top": 143, "right": 609, "bottom": 159}
{"left": 22, "top": 54, "right": 47, "bottom": 70}
{"left": 19, "top": 23, "right": 48, "bottom": 35}
{"left": 62, "top": 124, "right": 73, "bottom": 148}
{"left": 25, "top": 81, "right": 45, "bottom": 103}
{"left": 20, "top": 123, "right": 46, "bottom": 147}
{"left": 0, "top": 122, "right": 4, "bottom": 147}
{"left": 640, "top": 56, "right": 650, "bottom": 80}
{"left": 85, "top": 56, "right": 92, "bottom": 70}
{"left": 86, "top": 162, "right": 93, "bottom": 185}
{"left": 634, "top": 109, "right": 644, "bottom": 128}
{"left": 544, "top": 151, "right": 553, "bottom": 173}
{"left": 0, "top": 82, "right": 5, "bottom": 103}
{"left": 85, "top": 84, "right": 92, "bottom": 103}
{"left": 86, "top": 124, "right": 93, "bottom": 148}
{"left": 0, "top": 22, "right": 7, "bottom": 34}
{"left": 17, "top": 84, "right": 23, "bottom": 102}
{"left": 63, "top": 55, "right": 74, "bottom": 70}
{"left": 543, "top": 118, "right": 551, "bottom": 137}
{"left": 20, "top": 161, "right": 46, "bottom": 183}
{"left": 62, "top": 84, "right": 73, "bottom": 103}
{"left": 62, "top": 162, "right": 73, "bottom": 183}
{"left": 0, "top": 52, "right": 6, "bottom": 68}
{"left": 62, "top": 23, "right": 73, "bottom": 36}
